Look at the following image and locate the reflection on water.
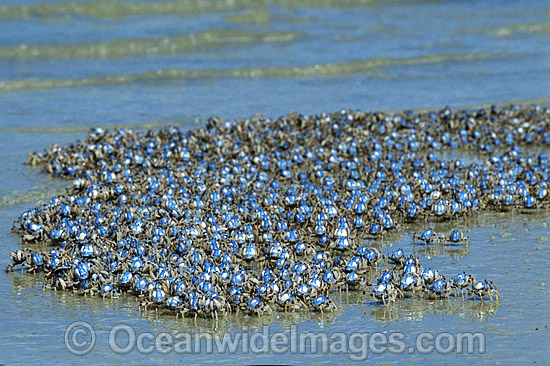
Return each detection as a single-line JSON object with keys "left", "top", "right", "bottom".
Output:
{"left": 7, "top": 238, "right": 498, "bottom": 336}
{"left": 413, "top": 241, "right": 470, "bottom": 262}
{"left": 361, "top": 297, "right": 499, "bottom": 323}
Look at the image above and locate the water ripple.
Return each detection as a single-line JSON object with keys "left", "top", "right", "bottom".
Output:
{"left": 1, "top": 0, "right": 379, "bottom": 19}
{"left": 0, "top": 29, "right": 302, "bottom": 59}
{"left": 457, "top": 21, "right": 550, "bottom": 37}
{"left": 0, "top": 51, "right": 508, "bottom": 92}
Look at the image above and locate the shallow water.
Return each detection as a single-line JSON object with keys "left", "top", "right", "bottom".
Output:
{"left": 1, "top": 0, "right": 549, "bottom": 364}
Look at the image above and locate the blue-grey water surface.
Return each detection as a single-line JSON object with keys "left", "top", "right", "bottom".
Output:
{"left": 1, "top": 0, "right": 549, "bottom": 364}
